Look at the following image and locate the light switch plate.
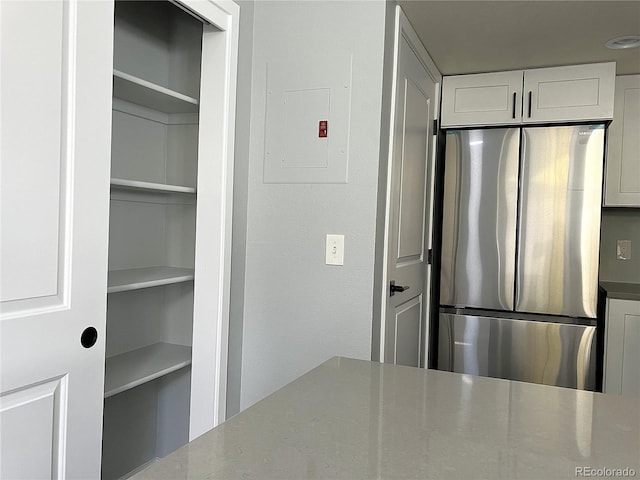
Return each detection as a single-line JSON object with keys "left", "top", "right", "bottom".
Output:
{"left": 617, "top": 239, "right": 632, "bottom": 260}
{"left": 326, "top": 234, "right": 344, "bottom": 266}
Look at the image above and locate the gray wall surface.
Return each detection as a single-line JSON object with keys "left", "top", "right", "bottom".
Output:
{"left": 227, "top": 0, "right": 255, "bottom": 418}
{"left": 238, "top": 0, "right": 388, "bottom": 410}
{"left": 599, "top": 209, "right": 640, "bottom": 284}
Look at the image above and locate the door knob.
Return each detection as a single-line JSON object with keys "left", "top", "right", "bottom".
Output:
{"left": 390, "top": 281, "right": 410, "bottom": 297}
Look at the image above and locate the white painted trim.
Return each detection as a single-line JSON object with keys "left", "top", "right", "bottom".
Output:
{"left": 59, "top": 0, "right": 78, "bottom": 314}
{"left": 380, "top": 6, "right": 441, "bottom": 364}
{"left": 378, "top": 7, "right": 402, "bottom": 363}
{"left": 177, "top": 0, "right": 234, "bottom": 30}
{"left": 216, "top": 0, "right": 239, "bottom": 426}
{"left": 423, "top": 77, "right": 440, "bottom": 368}
{"left": 397, "top": 9, "right": 441, "bottom": 87}
{"left": 187, "top": 0, "right": 239, "bottom": 440}
{"left": 0, "top": 297, "right": 67, "bottom": 320}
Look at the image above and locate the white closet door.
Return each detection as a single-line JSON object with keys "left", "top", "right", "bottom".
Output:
{"left": 0, "top": 1, "right": 113, "bottom": 478}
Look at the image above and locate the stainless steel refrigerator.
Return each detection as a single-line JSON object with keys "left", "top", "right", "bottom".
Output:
{"left": 438, "top": 125, "right": 604, "bottom": 390}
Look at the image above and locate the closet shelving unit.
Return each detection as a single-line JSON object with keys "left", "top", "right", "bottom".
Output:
{"left": 104, "top": 343, "right": 192, "bottom": 399}
{"left": 112, "top": 69, "right": 199, "bottom": 113}
{"left": 110, "top": 177, "right": 197, "bottom": 195}
{"left": 103, "top": 2, "right": 204, "bottom": 478}
{"left": 107, "top": 266, "right": 195, "bottom": 294}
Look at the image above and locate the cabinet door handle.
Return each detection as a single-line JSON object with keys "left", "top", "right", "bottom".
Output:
{"left": 512, "top": 92, "right": 517, "bottom": 118}
{"left": 528, "top": 91, "right": 532, "bottom": 118}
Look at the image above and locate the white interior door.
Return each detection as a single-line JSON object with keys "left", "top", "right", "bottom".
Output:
{"left": 0, "top": 1, "right": 113, "bottom": 478}
{"left": 382, "top": 7, "right": 440, "bottom": 367}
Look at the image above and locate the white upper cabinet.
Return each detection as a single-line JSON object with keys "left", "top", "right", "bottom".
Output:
{"left": 441, "top": 71, "right": 523, "bottom": 127}
{"left": 441, "top": 62, "right": 616, "bottom": 127}
{"left": 523, "top": 63, "right": 615, "bottom": 123}
{"left": 604, "top": 75, "right": 640, "bottom": 207}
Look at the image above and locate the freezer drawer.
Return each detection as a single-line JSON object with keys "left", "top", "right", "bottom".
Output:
{"left": 438, "top": 313, "right": 596, "bottom": 390}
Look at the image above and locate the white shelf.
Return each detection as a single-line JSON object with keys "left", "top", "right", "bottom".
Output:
{"left": 104, "top": 343, "right": 192, "bottom": 398}
{"left": 113, "top": 69, "right": 199, "bottom": 114}
{"left": 107, "top": 266, "right": 194, "bottom": 294}
{"left": 111, "top": 178, "right": 196, "bottom": 195}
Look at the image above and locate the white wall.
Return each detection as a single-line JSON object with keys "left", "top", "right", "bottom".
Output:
{"left": 238, "top": 0, "right": 388, "bottom": 410}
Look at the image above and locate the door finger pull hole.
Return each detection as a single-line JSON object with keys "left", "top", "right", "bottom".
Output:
{"left": 81, "top": 327, "right": 98, "bottom": 348}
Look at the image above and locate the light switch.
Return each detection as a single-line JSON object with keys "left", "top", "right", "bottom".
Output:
{"left": 617, "top": 240, "right": 632, "bottom": 260}
{"left": 326, "top": 234, "right": 344, "bottom": 266}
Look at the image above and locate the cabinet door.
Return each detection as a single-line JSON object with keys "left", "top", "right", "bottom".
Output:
{"left": 523, "top": 62, "right": 615, "bottom": 123}
{"left": 0, "top": 1, "right": 113, "bottom": 478}
{"left": 441, "top": 71, "right": 523, "bottom": 127}
{"left": 604, "top": 298, "right": 640, "bottom": 396}
{"left": 604, "top": 75, "right": 640, "bottom": 206}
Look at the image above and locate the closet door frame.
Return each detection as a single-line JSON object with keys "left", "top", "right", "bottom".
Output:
{"left": 181, "top": 0, "right": 239, "bottom": 439}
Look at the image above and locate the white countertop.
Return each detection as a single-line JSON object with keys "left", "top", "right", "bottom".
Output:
{"left": 133, "top": 357, "right": 640, "bottom": 479}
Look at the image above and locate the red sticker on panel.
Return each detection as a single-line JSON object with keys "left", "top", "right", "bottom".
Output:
{"left": 319, "top": 120, "right": 328, "bottom": 138}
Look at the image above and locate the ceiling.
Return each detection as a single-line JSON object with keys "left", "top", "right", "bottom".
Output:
{"left": 397, "top": 1, "right": 640, "bottom": 76}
